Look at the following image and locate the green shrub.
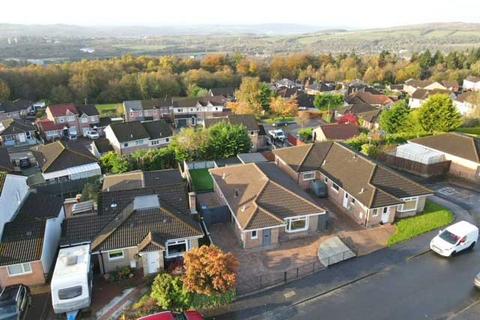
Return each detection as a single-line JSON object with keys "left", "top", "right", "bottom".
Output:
{"left": 150, "top": 273, "right": 191, "bottom": 312}
{"left": 360, "top": 144, "right": 379, "bottom": 157}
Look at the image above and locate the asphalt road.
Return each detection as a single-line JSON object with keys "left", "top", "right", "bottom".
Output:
{"left": 284, "top": 249, "right": 480, "bottom": 320}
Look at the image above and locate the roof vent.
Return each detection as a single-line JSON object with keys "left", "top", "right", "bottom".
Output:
{"left": 163, "top": 218, "right": 168, "bottom": 224}
{"left": 110, "top": 202, "right": 117, "bottom": 208}
{"left": 241, "top": 205, "right": 246, "bottom": 212}
{"left": 26, "top": 231, "right": 32, "bottom": 236}
{"left": 359, "top": 188, "right": 364, "bottom": 194}
{"left": 322, "top": 160, "right": 326, "bottom": 166}
{"left": 234, "top": 189, "right": 239, "bottom": 197}
{"left": 222, "top": 172, "right": 226, "bottom": 180}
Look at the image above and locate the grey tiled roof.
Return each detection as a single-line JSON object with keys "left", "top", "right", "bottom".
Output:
{"left": 411, "top": 133, "right": 480, "bottom": 163}
{"left": 33, "top": 140, "right": 97, "bottom": 173}
{"left": 0, "top": 220, "right": 46, "bottom": 266}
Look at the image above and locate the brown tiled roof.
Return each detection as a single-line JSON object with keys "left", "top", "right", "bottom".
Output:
{"left": 0, "top": 118, "right": 35, "bottom": 135}
{"left": 457, "top": 91, "right": 480, "bottom": 105}
{"left": 33, "top": 140, "right": 97, "bottom": 173}
{"left": 411, "top": 133, "right": 480, "bottom": 163}
{"left": 48, "top": 104, "right": 78, "bottom": 117}
{"left": 466, "top": 76, "right": 480, "bottom": 83}
{"left": 405, "top": 79, "right": 434, "bottom": 88}
{"left": 204, "top": 114, "right": 259, "bottom": 131}
{"left": 346, "top": 92, "right": 392, "bottom": 106}
{"left": 346, "top": 103, "right": 377, "bottom": 114}
{"left": 273, "top": 142, "right": 432, "bottom": 208}
{"left": 411, "top": 88, "right": 451, "bottom": 100}
{"left": 62, "top": 170, "right": 202, "bottom": 250}
{"left": 0, "top": 220, "right": 46, "bottom": 266}
{"left": 317, "top": 123, "right": 360, "bottom": 141}
{"left": 209, "top": 162, "right": 325, "bottom": 230}
{"left": 0, "top": 147, "right": 13, "bottom": 172}
{"left": 358, "top": 109, "right": 382, "bottom": 123}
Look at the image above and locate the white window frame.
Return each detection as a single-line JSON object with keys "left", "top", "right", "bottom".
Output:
{"left": 251, "top": 230, "right": 258, "bottom": 239}
{"left": 7, "top": 262, "right": 33, "bottom": 277}
{"left": 332, "top": 183, "right": 340, "bottom": 192}
{"left": 372, "top": 208, "right": 379, "bottom": 217}
{"left": 108, "top": 250, "right": 125, "bottom": 261}
{"left": 166, "top": 239, "right": 189, "bottom": 259}
{"left": 285, "top": 216, "right": 309, "bottom": 233}
{"left": 324, "top": 177, "right": 329, "bottom": 183}
{"left": 302, "top": 171, "right": 316, "bottom": 181}
{"left": 398, "top": 197, "right": 419, "bottom": 212}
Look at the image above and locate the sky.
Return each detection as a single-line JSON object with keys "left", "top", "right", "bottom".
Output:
{"left": 1, "top": 0, "right": 479, "bottom": 29}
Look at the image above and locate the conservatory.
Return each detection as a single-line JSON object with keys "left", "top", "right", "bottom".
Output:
{"left": 395, "top": 143, "right": 446, "bottom": 165}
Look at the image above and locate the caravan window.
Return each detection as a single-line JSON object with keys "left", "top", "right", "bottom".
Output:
{"left": 58, "top": 286, "right": 82, "bottom": 300}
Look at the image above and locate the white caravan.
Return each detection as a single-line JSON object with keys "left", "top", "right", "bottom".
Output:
{"left": 51, "top": 244, "right": 92, "bottom": 315}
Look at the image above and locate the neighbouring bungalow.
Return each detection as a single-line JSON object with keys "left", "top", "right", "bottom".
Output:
{"left": 407, "top": 133, "right": 480, "bottom": 182}
{"left": 0, "top": 119, "right": 37, "bottom": 147}
{"left": 312, "top": 123, "right": 360, "bottom": 142}
{"left": 345, "top": 91, "right": 393, "bottom": 107}
{"left": 32, "top": 140, "right": 101, "bottom": 183}
{"left": 336, "top": 103, "right": 382, "bottom": 130}
{"left": 463, "top": 76, "right": 480, "bottom": 92}
{"left": 60, "top": 170, "right": 203, "bottom": 276}
{"left": 208, "top": 87, "right": 236, "bottom": 100}
{"left": 0, "top": 99, "right": 33, "bottom": 121}
{"left": 408, "top": 89, "right": 454, "bottom": 109}
{"left": 455, "top": 91, "right": 479, "bottom": 116}
{"left": 209, "top": 162, "right": 328, "bottom": 249}
{"left": 0, "top": 191, "right": 65, "bottom": 287}
{"left": 273, "top": 142, "right": 433, "bottom": 227}
{"left": 204, "top": 114, "right": 266, "bottom": 151}
{"left": 104, "top": 120, "right": 173, "bottom": 155}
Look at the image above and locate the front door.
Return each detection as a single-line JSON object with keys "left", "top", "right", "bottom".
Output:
{"left": 343, "top": 193, "right": 349, "bottom": 209}
{"left": 381, "top": 207, "right": 390, "bottom": 224}
{"left": 262, "top": 229, "right": 272, "bottom": 247}
{"left": 146, "top": 251, "right": 161, "bottom": 274}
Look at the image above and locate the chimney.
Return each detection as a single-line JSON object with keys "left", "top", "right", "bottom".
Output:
{"left": 188, "top": 192, "right": 197, "bottom": 214}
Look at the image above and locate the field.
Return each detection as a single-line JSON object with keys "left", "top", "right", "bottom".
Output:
{"left": 95, "top": 103, "right": 124, "bottom": 118}
{"left": 189, "top": 169, "right": 214, "bottom": 193}
{"left": 387, "top": 201, "right": 454, "bottom": 247}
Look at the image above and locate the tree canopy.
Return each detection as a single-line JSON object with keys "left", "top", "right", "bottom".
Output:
{"left": 379, "top": 100, "right": 411, "bottom": 134}
{"left": 417, "top": 94, "right": 463, "bottom": 133}
{"left": 314, "top": 93, "right": 344, "bottom": 110}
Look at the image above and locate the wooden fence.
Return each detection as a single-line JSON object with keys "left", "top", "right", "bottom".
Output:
{"left": 377, "top": 153, "right": 451, "bottom": 178}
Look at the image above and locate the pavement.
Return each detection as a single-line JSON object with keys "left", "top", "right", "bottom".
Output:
{"left": 207, "top": 194, "right": 479, "bottom": 320}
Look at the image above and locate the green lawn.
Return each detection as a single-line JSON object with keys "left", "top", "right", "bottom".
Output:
{"left": 455, "top": 127, "right": 480, "bottom": 136}
{"left": 190, "top": 169, "right": 214, "bottom": 192}
{"left": 96, "top": 103, "right": 124, "bottom": 118}
{"left": 387, "top": 201, "right": 454, "bottom": 247}
{"left": 264, "top": 116, "right": 295, "bottom": 125}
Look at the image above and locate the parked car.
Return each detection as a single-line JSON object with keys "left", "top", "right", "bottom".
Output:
{"left": 138, "top": 311, "right": 204, "bottom": 320}
{"left": 268, "top": 129, "right": 286, "bottom": 142}
{"left": 85, "top": 130, "right": 100, "bottom": 140}
{"left": 272, "top": 121, "right": 289, "bottom": 127}
{"left": 430, "top": 221, "right": 478, "bottom": 257}
{"left": 0, "top": 284, "right": 31, "bottom": 320}
{"left": 474, "top": 271, "right": 480, "bottom": 288}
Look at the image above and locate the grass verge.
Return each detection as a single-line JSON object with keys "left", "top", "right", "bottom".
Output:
{"left": 96, "top": 103, "right": 123, "bottom": 117}
{"left": 456, "top": 127, "right": 480, "bottom": 136}
{"left": 387, "top": 200, "right": 454, "bottom": 247}
{"left": 190, "top": 168, "right": 214, "bottom": 192}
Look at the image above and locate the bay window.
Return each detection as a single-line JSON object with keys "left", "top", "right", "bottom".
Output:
{"left": 166, "top": 239, "right": 189, "bottom": 258}
{"left": 286, "top": 216, "right": 309, "bottom": 233}
{"left": 398, "top": 197, "right": 418, "bottom": 212}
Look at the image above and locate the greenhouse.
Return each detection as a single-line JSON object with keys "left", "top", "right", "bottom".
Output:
{"left": 396, "top": 143, "right": 446, "bottom": 165}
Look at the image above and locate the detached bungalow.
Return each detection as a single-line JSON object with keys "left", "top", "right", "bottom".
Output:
{"left": 104, "top": 120, "right": 173, "bottom": 155}
{"left": 408, "top": 133, "right": 480, "bottom": 182}
{"left": 0, "top": 119, "right": 37, "bottom": 147}
{"left": 463, "top": 76, "right": 480, "bottom": 92}
{"left": 210, "top": 162, "right": 327, "bottom": 249}
{"left": 0, "top": 191, "right": 64, "bottom": 287}
{"left": 273, "top": 142, "right": 433, "bottom": 227}
{"left": 0, "top": 100, "right": 32, "bottom": 121}
{"left": 61, "top": 170, "right": 203, "bottom": 276}
{"left": 345, "top": 91, "right": 393, "bottom": 107}
{"left": 32, "top": 140, "right": 101, "bottom": 183}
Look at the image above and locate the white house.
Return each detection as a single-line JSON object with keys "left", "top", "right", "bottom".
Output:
{"left": 463, "top": 76, "right": 480, "bottom": 92}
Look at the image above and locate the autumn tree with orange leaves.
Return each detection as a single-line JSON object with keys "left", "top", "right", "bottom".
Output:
{"left": 270, "top": 96, "right": 299, "bottom": 118}
{"left": 183, "top": 245, "right": 239, "bottom": 296}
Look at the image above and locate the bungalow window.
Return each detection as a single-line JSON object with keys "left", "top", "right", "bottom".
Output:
{"left": 302, "top": 171, "right": 315, "bottom": 181}
{"left": 108, "top": 250, "right": 124, "bottom": 261}
{"left": 324, "top": 177, "right": 329, "bottom": 183}
{"left": 7, "top": 262, "right": 32, "bottom": 276}
{"left": 398, "top": 197, "right": 418, "bottom": 212}
{"left": 166, "top": 239, "right": 188, "bottom": 258}
{"left": 251, "top": 230, "right": 258, "bottom": 239}
{"left": 135, "top": 139, "right": 144, "bottom": 145}
{"left": 351, "top": 198, "right": 356, "bottom": 205}
{"left": 151, "top": 140, "right": 159, "bottom": 145}
{"left": 372, "top": 209, "right": 379, "bottom": 217}
{"left": 332, "top": 183, "right": 340, "bottom": 192}
{"left": 286, "top": 216, "right": 309, "bottom": 233}
{"left": 166, "top": 138, "right": 170, "bottom": 142}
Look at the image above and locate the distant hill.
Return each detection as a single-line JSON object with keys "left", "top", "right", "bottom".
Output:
{"left": 0, "top": 22, "right": 479, "bottom": 61}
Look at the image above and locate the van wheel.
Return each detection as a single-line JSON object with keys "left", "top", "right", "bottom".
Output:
{"left": 450, "top": 251, "right": 457, "bottom": 257}
{"left": 470, "top": 242, "right": 476, "bottom": 250}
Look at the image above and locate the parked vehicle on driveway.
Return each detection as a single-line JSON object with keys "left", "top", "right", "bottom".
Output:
{"left": 430, "top": 221, "right": 478, "bottom": 257}
{"left": 138, "top": 310, "right": 204, "bottom": 320}
{"left": 268, "top": 129, "right": 286, "bottom": 142}
{"left": 0, "top": 284, "right": 31, "bottom": 320}
{"left": 85, "top": 130, "right": 99, "bottom": 140}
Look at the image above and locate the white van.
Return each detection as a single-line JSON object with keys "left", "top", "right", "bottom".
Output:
{"left": 51, "top": 245, "right": 92, "bottom": 315}
{"left": 430, "top": 221, "right": 479, "bottom": 257}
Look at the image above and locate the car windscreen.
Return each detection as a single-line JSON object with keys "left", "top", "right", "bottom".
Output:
{"left": 0, "top": 304, "right": 17, "bottom": 320}
{"left": 439, "top": 230, "right": 459, "bottom": 245}
{"left": 58, "top": 286, "right": 82, "bottom": 300}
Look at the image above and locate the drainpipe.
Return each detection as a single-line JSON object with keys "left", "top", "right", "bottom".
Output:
{"left": 99, "top": 251, "right": 106, "bottom": 274}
